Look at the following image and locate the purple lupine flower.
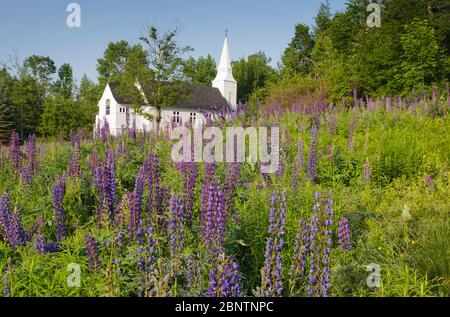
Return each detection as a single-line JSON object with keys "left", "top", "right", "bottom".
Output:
{"left": 94, "top": 160, "right": 106, "bottom": 225}
{"left": 292, "top": 219, "right": 311, "bottom": 277}
{"left": 307, "top": 192, "right": 335, "bottom": 297}
{"left": 169, "top": 195, "right": 185, "bottom": 257}
{"left": 424, "top": 175, "right": 433, "bottom": 186}
{"left": 321, "top": 195, "right": 334, "bottom": 297}
{"left": 44, "top": 242, "right": 61, "bottom": 253}
{"left": 0, "top": 192, "right": 11, "bottom": 241}
{"left": 201, "top": 163, "right": 215, "bottom": 220}
{"left": 84, "top": 233, "right": 102, "bottom": 270}
{"left": 206, "top": 254, "right": 242, "bottom": 297}
{"left": 20, "top": 164, "right": 32, "bottom": 184}
{"left": 7, "top": 210, "right": 25, "bottom": 248}
{"left": 293, "top": 138, "right": 305, "bottom": 191}
{"left": 223, "top": 162, "right": 240, "bottom": 215}
{"left": 117, "top": 142, "right": 124, "bottom": 157}
{"left": 52, "top": 176, "right": 66, "bottom": 242}
{"left": 145, "top": 151, "right": 160, "bottom": 218}
{"left": 186, "top": 252, "right": 203, "bottom": 296}
{"left": 25, "top": 217, "right": 44, "bottom": 241}
{"left": 307, "top": 120, "right": 319, "bottom": 182}
{"left": 348, "top": 118, "right": 356, "bottom": 152}
{"left": 105, "top": 149, "right": 116, "bottom": 221}
{"left": 69, "top": 130, "right": 75, "bottom": 147}
{"left": 9, "top": 131, "right": 21, "bottom": 175}
{"left": 129, "top": 128, "right": 138, "bottom": 141}
{"left": 129, "top": 166, "right": 145, "bottom": 241}
{"left": 25, "top": 133, "right": 37, "bottom": 175}
{"left": 115, "top": 191, "right": 130, "bottom": 228}
{"left": 101, "top": 118, "right": 110, "bottom": 143}
{"left": 155, "top": 185, "right": 170, "bottom": 231}
{"left": 34, "top": 232, "right": 46, "bottom": 255}
{"left": 177, "top": 161, "right": 198, "bottom": 222}
{"left": 21, "top": 134, "right": 38, "bottom": 183}
{"left": 386, "top": 97, "right": 392, "bottom": 112}
{"left": 201, "top": 182, "right": 226, "bottom": 259}
{"left": 125, "top": 107, "right": 130, "bottom": 129}
{"left": 67, "top": 149, "right": 81, "bottom": 177}
{"left": 136, "top": 224, "right": 156, "bottom": 277}
{"left": 262, "top": 191, "right": 286, "bottom": 297}
{"left": 432, "top": 86, "right": 438, "bottom": 103}
{"left": 338, "top": 217, "right": 351, "bottom": 251}
{"left": 363, "top": 158, "right": 371, "bottom": 183}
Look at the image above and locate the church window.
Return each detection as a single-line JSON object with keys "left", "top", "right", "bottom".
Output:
{"left": 106, "top": 99, "right": 111, "bottom": 115}
{"left": 173, "top": 111, "right": 180, "bottom": 123}
{"left": 190, "top": 112, "right": 196, "bottom": 124}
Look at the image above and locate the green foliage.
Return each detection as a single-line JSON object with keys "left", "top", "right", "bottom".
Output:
{"left": 395, "top": 19, "right": 449, "bottom": 93}
{"left": 232, "top": 51, "right": 276, "bottom": 102}
{"left": 281, "top": 24, "right": 315, "bottom": 76}
{"left": 0, "top": 69, "right": 14, "bottom": 144}
{"left": 182, "top": 55, "right": 217, "bottom": 86}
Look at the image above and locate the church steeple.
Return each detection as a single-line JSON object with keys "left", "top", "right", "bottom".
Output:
{"left": 213, "top": 32, "right": 237, "bottom": 109}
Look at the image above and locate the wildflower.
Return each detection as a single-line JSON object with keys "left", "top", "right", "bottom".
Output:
{"left": 293, "top": 138, "right": 304, "bottom": 191}
{"left": 129, "top": 166, "right": 145, "bottom": 241}
{"left": 105, "top": 149, "right": 116, "bottom": 221}
{"left": 224, "top": 162, "right": 240, "bottom": 215}
{"left": 348, "top": 119, "right": 356, "bottom": 152}
{"left": 52, "top": 176, "right": 66, "bottom": 242}
{"left": 0, "top": 192, "right": 25, "bottom": 248}
{"left": 9, "top": 131, "right": 21, "bottom": 175}
{"left": 186, "top": 252, "right": 203, "bottom": 296}
{"left": 136, "top": 223, "right": 156, "bottom": 276}
{"left": 101, "top": 118, "right": 110, "bottom": 142}
{"left": 292, "top": 219, "right": 310, "bottom": 277}
{"left": 262, "top": 191, "right": 286, "bottom": 297}
{"left": 201, "top": 163, "right": 215, "bottom": 219}
{"left": 307, "top": 120, "right": 319, "bottom": 182}
{"left": 363, "top": 158, "right": 371, "bottom": 183}
{"left": 145, "top": 151, "right": 160, "bottom": 218}
{"left": 201, "top": 182, "right": 226, "bottom": 259}
{"left": 84, "top": 233, "right": 102, "bottom": 270}
{"left": 207, "top": 254, "right": 242, "bottom": 297}
{"left": 34, "top": 232, "right": 46, "bottom": 255}
{"left": 169, "top": 195, "right": 185, "bottom": 258}
{"left": 67, "top": 149, "right": 81, "bottom": 177}
{"left": 177, "top": 161, "right": 198, "bottom": 222}
{"left": 338, "top": 217, "right": 351, "bottom": 251}
{"left": 424, "top": 175, "right": 433, "bottom": 187}
{"left": 8, "top": 210, "right": 25, "bottom": 248}
{"left": 307, "top": 192, "right": 335, "bottom": 297}
{"left": 21, "top": 134, "right": 38, "bottom": 184}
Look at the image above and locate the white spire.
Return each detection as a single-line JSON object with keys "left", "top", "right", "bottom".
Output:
{"left": 212, "top": 32, "right": 237, "bottom": 109}
{"left": 214, "top": 35, "right": 236, "bottom": 82}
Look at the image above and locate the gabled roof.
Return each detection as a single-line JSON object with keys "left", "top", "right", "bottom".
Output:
{"left": 108, "top": 82, "right": 230, "bottom": 111}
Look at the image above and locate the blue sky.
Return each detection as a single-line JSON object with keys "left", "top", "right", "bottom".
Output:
{"left": 0, "top": 0, "right": 347, "bottom": 82}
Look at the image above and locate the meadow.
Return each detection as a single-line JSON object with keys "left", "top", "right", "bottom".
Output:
{"left": 0, "top": 94, "right": 449, "bottom": 297}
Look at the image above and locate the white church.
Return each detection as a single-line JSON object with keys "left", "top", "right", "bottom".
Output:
{"left": 95, "top": 35, "right": 237, "bottom": 136}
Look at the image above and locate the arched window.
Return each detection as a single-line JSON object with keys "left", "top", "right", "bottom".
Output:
{"left": 106, "top": 99, "right": 111, "bottom": 115}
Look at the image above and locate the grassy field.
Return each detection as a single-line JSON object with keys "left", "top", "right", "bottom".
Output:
{"left": 0, "top": 97, "right": 449, "bottom": 297}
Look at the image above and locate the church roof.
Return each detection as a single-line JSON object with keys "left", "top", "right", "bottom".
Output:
{"left": 108, "top": 82, "right": 230, "bottom": 111}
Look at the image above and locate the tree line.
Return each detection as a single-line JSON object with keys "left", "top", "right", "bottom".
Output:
{"left": 1, "top": 0, "right": 449, "bottom": 143}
